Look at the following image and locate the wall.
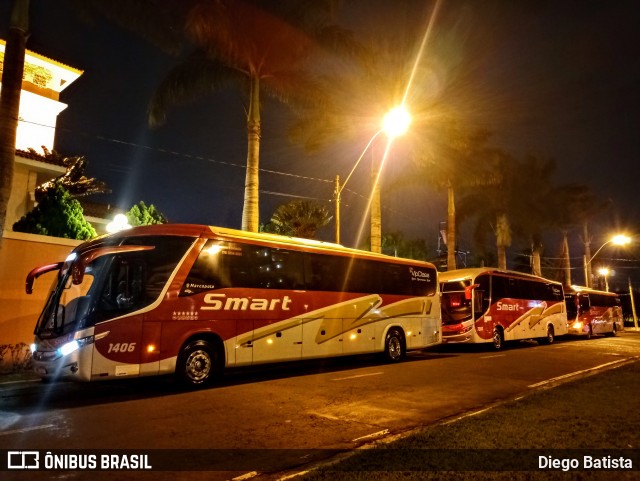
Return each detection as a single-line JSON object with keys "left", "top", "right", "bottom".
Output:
{"left": 0, "top": 231, "right": 80, "bottom": 346}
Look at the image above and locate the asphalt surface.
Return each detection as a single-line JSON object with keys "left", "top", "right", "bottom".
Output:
{"left": 1, "top": 330, "right": 639, "bottom": 481}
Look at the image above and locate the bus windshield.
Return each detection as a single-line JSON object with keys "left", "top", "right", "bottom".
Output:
{"left": 35, "top": 255, "right": 108, "bottom": 338}
{"left": 33, "top": 236, "right": 195, "bottom": 339}
{"left": 441, "top": 280, "right": 472, "bottom": 325}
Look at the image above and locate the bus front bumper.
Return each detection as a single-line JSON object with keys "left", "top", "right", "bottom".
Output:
{"left": 567, "top": 321, "right": 590, "bottom": 336}
{"left": 442, "top": 330, "right": 474, "bottom": 343}
{"left": 31, "top": 341, "right": 93, "bottom": 382}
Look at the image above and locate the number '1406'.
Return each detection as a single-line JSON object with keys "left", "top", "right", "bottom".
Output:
{"left": 107, "top": 343, "right": 136, "bottom": 353}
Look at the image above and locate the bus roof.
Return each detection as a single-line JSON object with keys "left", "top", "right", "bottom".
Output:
{"left": 564, "top": 285, "right": 619, "bottom": 296}
{"left": 438, "top": 267, "right": 563, "bottom": 285}
{"left": 82, "top": 224, "right": 437, "bottom": 268}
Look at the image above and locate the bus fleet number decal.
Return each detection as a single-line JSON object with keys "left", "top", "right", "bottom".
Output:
{"left": 107, "top": 343, "right": 137, "bottom": 353}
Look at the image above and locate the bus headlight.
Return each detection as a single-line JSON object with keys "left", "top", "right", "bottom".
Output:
{"left": 58, "top": 336, "right": 94, "bottom": 357}
{"left": 572, "top": 321, "right": 583, "bottom": 330}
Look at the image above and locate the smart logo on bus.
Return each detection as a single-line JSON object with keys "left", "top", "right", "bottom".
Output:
{"left": 201, "top": 293, "right": 293, "bottom": 311}
{"left": 496, "top": 301, "right": 524, "bottom": 311}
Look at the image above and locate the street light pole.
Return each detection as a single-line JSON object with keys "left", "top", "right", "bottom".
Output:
{"left": 598, "top": 267, "right": 610, "bottom": 292}
{"left": 583, "top": 234, "right": 631, "bottom": 287}
{"left": 628, "top": 277, "right": 639, "bottom": 331}
{"left": 334, "top": 105, "right": 411, "bottom": 249}
{"left": 334, "top": 129, "right": 384, "bottom": 245}
{"left": 334, "top": 175, "right": 341, "bottom": 244}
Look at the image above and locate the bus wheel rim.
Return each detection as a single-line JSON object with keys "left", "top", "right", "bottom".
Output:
{"left": 186, "top": 350, "right": 211, "bottom": 381}
{"left": 493, "top": 330, "right": 501, "bottom": 348}
{"left": 388, "top": 337, "right": 401, "bottom": 360}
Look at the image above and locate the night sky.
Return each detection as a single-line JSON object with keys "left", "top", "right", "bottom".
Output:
{"left": 2, "top": 0, "right": 639, "bottom": 284}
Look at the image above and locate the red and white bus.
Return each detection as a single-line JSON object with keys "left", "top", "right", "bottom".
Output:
{"left": 27, "top": 224, "right": 441, "bottom": 386}
{"left": 564, "top": 286, "right": 623, "bottom": 338}
{"left": 439, "top": 268, "right": 567, "bottom": 349}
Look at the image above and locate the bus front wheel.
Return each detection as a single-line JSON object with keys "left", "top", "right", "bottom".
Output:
{"left": 492, "top": 328, "right": 504, "bottom": 350}
{"left": 384, "top": 329, "right": 406, "bottom": 362}
{"left": 177, "top": 339, "right": 220, "bottom": 387}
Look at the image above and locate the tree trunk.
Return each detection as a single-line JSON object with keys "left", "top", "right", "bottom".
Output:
{"left": 496, "top": 212, "right": 511, "bottom": 270}
{"left": 0, "top": 0, "right": 29, "bottom": 241}
{"left": 561, "top": 231, "right": 572, "bottom": 286}
{"left": 531, "top": 246, "right": 542, "bottom": 277}
{"left": 531, "top": 235, "right": 543, "bottom": 277}
{"left": 446, "top": 182, "right": 456, "bottom": 270}
{"left": 241, "top": 74, "right": 260, "bottom": 232}
{"left": 582, "top": 221, "right": 592, "bottom": 287}
{"left": 370, "top": 147, "right": 382, "bottom": 253}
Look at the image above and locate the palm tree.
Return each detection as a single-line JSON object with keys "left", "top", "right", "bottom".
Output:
{"left": 83, "top": 1, "right": 359, "bottom": 232}
{"left": 0, "top": 0, "right": 29, "bottom": 241}
{"left": 461, "top": 153, "right": 569, "bottom": 273}
{"left": 549, "top": 183, "right": 611, "bottom": 286}
{"left": 264, "top": 199, "right": 330, "bottom": 239}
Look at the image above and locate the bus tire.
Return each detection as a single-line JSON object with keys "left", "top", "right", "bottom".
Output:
{"left": 609, "top": 323, "right": 617, "bottom": 337}
{"left": 176, "top": 339, "right": 220, "bottom": 387}
{"left": 492, "top": 327, "right": 504, "bottom": 350}
{"left": 384, "top": 329, "right": 405, "bottom": 362}
{"left": 586, "top": 325, "right": 592, "bottom": 340}
{"left": 540, "top": 325, "right": 555, "bottom": 345}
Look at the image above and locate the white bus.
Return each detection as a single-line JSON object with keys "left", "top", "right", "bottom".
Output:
{"left": 440, "top": 268, "right": 567, "bottom": 349}
{"left": 564, "top": 286, "right": 624, "bottom": 338}
{"left": 27, "top": 224, "right": 441, "bottom": 386}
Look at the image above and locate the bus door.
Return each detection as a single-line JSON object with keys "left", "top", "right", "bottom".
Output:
{"left": 91, "top": 255, "right": 148, "bottom": 378}
{"left": 491, "top": 276, "right": 526, "bottom": 340}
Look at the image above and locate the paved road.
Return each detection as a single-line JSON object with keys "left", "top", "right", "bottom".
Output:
{"left": 1, "top": 332, "right": 638, "bottom": 480}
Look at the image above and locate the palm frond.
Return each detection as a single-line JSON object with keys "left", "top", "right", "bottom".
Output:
{"left": 148, "top": 50, "right": 245, "bottom": 126}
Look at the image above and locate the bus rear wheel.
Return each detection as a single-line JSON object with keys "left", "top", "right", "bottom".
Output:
{"left": 540, "top": 325, "right": 555, "bottom": 345}
{"left": 384, "top": 329, "right": 406, "bottom": 362}
{"left": 177, "top": 339, "right": 220, "bottom": 387}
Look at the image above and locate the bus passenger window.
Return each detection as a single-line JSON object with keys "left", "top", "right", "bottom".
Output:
{"left": 579, "top": 294, "right": 590, "bottom": 313}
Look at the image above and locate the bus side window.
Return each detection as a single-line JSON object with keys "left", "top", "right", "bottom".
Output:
{"left": 579, "top": 294, "right": 590, "bottom": 313}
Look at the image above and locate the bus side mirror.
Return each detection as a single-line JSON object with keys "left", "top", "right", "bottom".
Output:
{"left": 25, "top": 262, "right": 63, "bottom": 294}
{"left": 465, "top": 284, "right": 480, "bottom": 300}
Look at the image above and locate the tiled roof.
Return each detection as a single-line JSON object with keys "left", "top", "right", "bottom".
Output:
{"left": 15, "top": 149, "right": 67, "bottom": 167}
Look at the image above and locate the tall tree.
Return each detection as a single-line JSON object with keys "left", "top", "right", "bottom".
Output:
{"left": 460, "top": 153, "right": 560, "bottom": 273}
{"left": 126, "top": 201, "right": 168, "bottom": 227}
{"left": 0, "top": 0, "right": 29, "bottom": 241}
{"left": 550, "top": 183, "right": 611, "bottom": 286}
{"left": 85, "top": 1, "right": 358, "bottom": 233}
{"left": 263, "top": 199, "right": 330, "bottom": 239}
{"left": 13, "top": 184, "right": 96, "bottom": 240}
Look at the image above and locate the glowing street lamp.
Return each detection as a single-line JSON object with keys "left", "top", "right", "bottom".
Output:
{"left": 583, "top": 234, "right": 630, "bottom": 288}
{"left": 106, "top": 214, "right": 132, "bottom": 234}
{"left": 597, "top": 267, "right": 612, "bottom": 292}
{"left": 334, "top": 105, "right": 411, "bottom": 250}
